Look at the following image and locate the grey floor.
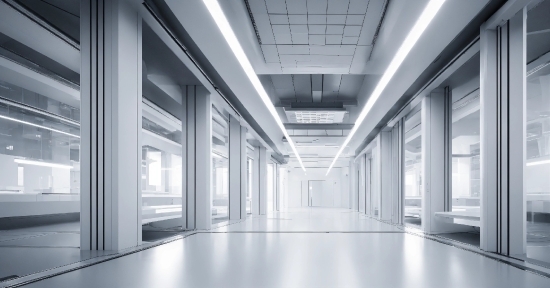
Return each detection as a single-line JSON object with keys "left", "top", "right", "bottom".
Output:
{"left": 12, "top": 207, "right": 550, "bottom": 288}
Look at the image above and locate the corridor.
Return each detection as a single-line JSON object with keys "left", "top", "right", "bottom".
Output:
{"left": 17, "top": 208, "right": 550, "bottom": 288}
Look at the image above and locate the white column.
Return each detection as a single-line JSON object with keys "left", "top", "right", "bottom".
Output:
{"left": 254, "top": 146, "right": 268, "bottom": 215}
{"left": 81, "top": 0, "right": 142, "bottom": 251}
{"left": 480, "top": 9, "right": 526, "bottom": 255}
{"left": 184, "top": 86, "right": 211, "bottom": 230}
{"left": 229, "top": 115, "right": 241, "bottom": 220}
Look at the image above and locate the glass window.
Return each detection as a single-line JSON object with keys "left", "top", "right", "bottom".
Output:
{"left": 267, "top": 163, "right": 274, "bottom": 213}
{"left": 450, "top": 53, "right": 481, "bottom": 216}
{"left": 247, "top": 157, "right": 253, "bottom": 214}
{"left": 404, "top": 109, "right": 422, "bottom": 227}
{"left": 525, "top": 0, "right": 550, "bottom": 265}
{"left": 212, "top": 107, "right": 229, "bottom": 224}
{"left": 141, "top": 99, "right": 182, "bottom": 226}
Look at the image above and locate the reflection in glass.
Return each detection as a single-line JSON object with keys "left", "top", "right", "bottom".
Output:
{"left": 212, "top": 107, "right": 229, "bottom": 224}
{"left": 247, "top": 158, "right": 253, "bottom": 214}
{"left": 404, "top": 110, "right": 422, "bottom": 227}
{"left": 141, "top": 99, "right": 182, "bottom": 225}
{"left": 0, "top": 79, "right": 80, "bottom": 206}
{"left": 525, "top": 0, "right": 550, "bottom": 264}
{"left": 450, "top": 54, "right": 481, "bottom": 217}
{"left": 267, "top": 163, "right": 274, "bottom": 213}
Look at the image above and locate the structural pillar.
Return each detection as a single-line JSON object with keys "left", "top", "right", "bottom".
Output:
{"left": 252, "top": 145, "right": 268, "bottom": 215}
{"left": 81, "top": 0, "right": 142, "bottom": 250}
{"left": 229, "top": 115, "right": 243, "bottom": 220}
{"left": 184, "top": 85, "right": 211, "bottom": 230}
{"left": 480, "top": 8, "right": 526, "bottom": 255}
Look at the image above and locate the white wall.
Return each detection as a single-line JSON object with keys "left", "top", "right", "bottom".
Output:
{"left": 285, "top": 167, "right": 349, "bottom": 208}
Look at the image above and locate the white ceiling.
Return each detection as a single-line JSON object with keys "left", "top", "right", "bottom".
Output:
{"left": 268, "top": 73, "right": 364, "bottom": 102}
{"left": 247, "top": 0, "right": 387, "bottom": 74}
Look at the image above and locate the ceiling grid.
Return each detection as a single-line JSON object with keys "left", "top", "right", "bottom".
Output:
{"left": 247, "top": 0, "right": 387, "bottom": 74}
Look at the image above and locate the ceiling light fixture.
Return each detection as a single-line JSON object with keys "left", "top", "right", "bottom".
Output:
{"left": 527, "top": 159, "right": 550, "bottom": 167}
{"left": 326, "top": 0, "right": 446, "bottom": 175}
{"left": 202, "top": 0, "right": 306, "bottom": 171}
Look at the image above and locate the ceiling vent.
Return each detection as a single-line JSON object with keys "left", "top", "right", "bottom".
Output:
{"left": 284, "top": 102, "right": 347, "bottom": 124}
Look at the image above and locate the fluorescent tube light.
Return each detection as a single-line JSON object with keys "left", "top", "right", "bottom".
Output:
{"left": 14, "top": 158, "right": 73, "bottom": 169}
{"left": 326, "top": 0, "right": 446, "bottom": 175}
{"left": 527, "top": 159, "right": 550, "bottom": 167}
{"left": 0, "top": 114, "right": 80, "bottom": 138}
{"left": 202, "top": 0, "right": 306, "bottom": 171}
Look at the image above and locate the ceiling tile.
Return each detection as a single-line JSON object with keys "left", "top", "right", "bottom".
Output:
{"left": 310, "top": 45, "right": 355, "bottom": 56}
{"left": 286, "top": 0, "right": 308, "bottom": 14}
{"left": 327, "top": 0, "right": 350, "bottom": 14}
{"left": 358, "top": 0, "right": 385, "bottom": 45}
{"left": 343, "top": 25, "right": 361, "bottom": 37}
{"left": 327, "top": 15, "right": 347, "bottom": 25}
{"left": 277, "top": 45, "right": 310, "bottom": 55}
{"left": 272, "top": 24, "right": 291, "bottom": 34}
{"left": 347, "top": 0, "right": 369, "bottom": 14}
{"left": 326, "top": 25, "right": 344, "bottom": 34}
{"left": 291, "top": 33, "right": 309, "bottom": 44}
{"left": 307, "top": 15, "right": 327, "bottom": 25}
{"left": 248, "top": 0, "right": 268, "bottom": 14}
{"left": 288, "top": 14, "right": 308, "bottom": 24}
{"left": 309, "top": 35, "right": 326, "bottom": 45}
{"left": 345, "top": 14, "right": 364, "bottom": 25}
{"left": 325, "top": 35, "right": 343, "bottom": 45}
{"left": 293, "top": 74, "right": 312, "bottom": 99}
{"left": 265, "top": 0, "right": 287, "bottom": 14}
{"left": 308, "top": 25, "right": 326, "bottom": 35}
{"left": 342, "top": 36, "right": 359, "bottom": 45}
{"left": 306, "top": 0, "right": 328, "bottom": 14}
{"left": 290, "top": 24, "right": 308, "bottom": 34}
{"left": 261, "top": 45, "right": 280, "bottom": 62}
{"left": 271, "top": 74, "right": 295, "bottom": 89}
{"left": 254, "top": 14, "right": 275, "bottom": 44}
{"left": 269, "top": 14, "right": 289, "bottom": 25}
{"left": 274, "top": 34, "right": 292, "bottom": 44}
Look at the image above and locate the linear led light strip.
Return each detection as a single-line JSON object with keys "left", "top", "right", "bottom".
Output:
{"left": 202, "top": 0, "right": 306, "bottom": 171}
{"left": 326, "top": 0, "right": 446, "bottom": 175}
{"left": 0, "top": 114, "right": 80, "bottom": 138}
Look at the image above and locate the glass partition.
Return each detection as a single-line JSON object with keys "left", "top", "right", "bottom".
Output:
{"left": 267, "top": 163, "right": 274, "bottom": 213}
{"left": 450, "top": 53, "right": 481, "bottom": 215}
{"left": 212, "top": 107, "right": 229, "bottom": 224}
{"left": 247, "top": 157, "right": 253, "bottom": 214}
{"left": 141, "top": 99, "right": 182, "bottom": 226}
{"left": 525, "top": 0, "right": 550, "bottom": 265}
{"left": 404, "top": 109, "right": 422, "bottom": 227}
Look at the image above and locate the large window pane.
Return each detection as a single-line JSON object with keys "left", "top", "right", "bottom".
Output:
{"left": 212, "top": 107, "right": 229, "bottom": 224}
{"left": 404, "top": 109, "right": 422, "bottom": 227}
{"left": 450, "top": 53, "right": 481, "bottom": 216}
{"left": 267, "top": 163, "right": 274, "bottom": 213}
{"left": 141, "top": 99, "right": 182, "bottom": 226}
{"left": 525, "top": 0, "right": 550, "bottom": 265}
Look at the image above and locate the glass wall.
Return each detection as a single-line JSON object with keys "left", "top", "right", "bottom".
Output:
{"left": 141, "top": 99, "right": 182, "bottom": 226}
{"left": 247, "top": 157, "right": 253, "bottom": 214}
{"left": 212, "top": 107, "right": 229, "bottom": 224}
{"left": 449, "top": 53, "right": 481, "bottom": 215}
{"left": 267, "top": 162, "right": 274, "bottom": 213}
{"left": 525, "top": 0, "right": 550, "bottom": 265}
{"left": 404, "top": 109, "right": 422, "bottom": 227}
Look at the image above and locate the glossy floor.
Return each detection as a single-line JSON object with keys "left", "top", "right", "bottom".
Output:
{"left": 17, "top": 208, "right": 550, "bottom": 287}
